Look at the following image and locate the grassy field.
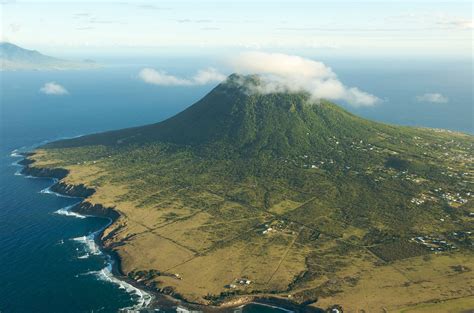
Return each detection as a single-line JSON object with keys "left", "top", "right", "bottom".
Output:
{"left": 29, "top": 127, "right": 474, "bottom": 310}
{"left": 27, "top": 82, "right": 474, "bottom": 310}
{"left": 396, "top": 296, "right": 474, "bottom": 313}
{"left": 314, "top": 252, "right": 474, "bottom": 312}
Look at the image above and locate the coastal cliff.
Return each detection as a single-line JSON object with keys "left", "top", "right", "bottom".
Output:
{"left": 19, "top": 153, "right": 324, "bottom": 312}
{"left": 21, "top": 155, "right": 117, "bottom": 220}
{"left": 21, "top": 163, "right": 68, "bottom": 180}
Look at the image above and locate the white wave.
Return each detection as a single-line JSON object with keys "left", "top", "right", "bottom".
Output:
{"left": 77, "top": 222, "right": 154, "bottom": 309}
{"left": 13, "top": 138, "right": 152, "bottom": 310}
{"left": 10, "top": 149, "right": 25, "bottom": 168}
{"left": 10, "top": 149, "right": 22, "bottom": 158}
{"left": 55, "top": 203, "right": 86, "bottom": 219}
{"left": 40, "top": 183, "right": 78, "bottom": 199}
{"left": 40, "top": 187, "right": 51, "bottom": 194}
{"left": 90, "top": 263, "right": 153, "bottom": 309}
{"left": 40, "top": 186, "right": 62, "bottom": 195}
{"left": 78, "top": 253, "right": 90, "bottom": 259}
{"left": 72, "top": 233, "right": 101, "bottom": 255}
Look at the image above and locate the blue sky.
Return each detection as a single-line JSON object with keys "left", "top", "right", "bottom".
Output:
{"left": 1, "top": 0, "right": 472, "bottom": 58}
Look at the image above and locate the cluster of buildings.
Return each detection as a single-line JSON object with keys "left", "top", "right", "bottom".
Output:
{"left": 450, "top": 231, "right": 473, "bottom": 246}
{"left": 410, "top": 197, "right": 425, "bottom": 205}
{"left": 260, "top": 220, "right": 293, "bottom": 236}
{"left": 402, "top": 173, "right": 424, "bottom": 184}
{"left": 224, "top": 277, "right": 252, "bottom": 289}
{"left": 348, "top": 140, "right": 383, "bottom": 154}
{"left": 262, "top": 227, "right": 275, "bottom": 235}
{"left": 431, "top": 188, "right": 470, "bottom": 206}
{"left": 409, "top": 192, "right": 439, "bottom": 206}
{"left": 440, "top": 191, "right": 468, "bottom": 205}
{"left": 280, "top": 154, "right": 336, "bottom": 170}
{"left": 406, "top": 188, "right": 472, "bottom": 209}
{"left": 411, "top": 235, "right": 457, "bottom": 252}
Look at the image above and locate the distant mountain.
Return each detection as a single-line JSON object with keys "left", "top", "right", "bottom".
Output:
{"left": 0, "top": 42, "right": 99, "bottom": 71}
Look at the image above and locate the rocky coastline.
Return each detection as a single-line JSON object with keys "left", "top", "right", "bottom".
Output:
{"left": 20, "top": 152, "right": 326, "bottom": 313}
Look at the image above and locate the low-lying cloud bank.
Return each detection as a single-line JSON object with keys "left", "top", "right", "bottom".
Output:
{"left": 231, "top": 52, "right": 380, "bottom": 107}
{"left": 138, "top": 67, "right": 226, "bottom": 86}
{"left": 138, "top": 52, "right": 381, "bottom": 107}
{"left": 416, "top": 93, "right": 448, "bottom": 103}
{"left": 40, "top": 82, "right": 69, "bottom": 95}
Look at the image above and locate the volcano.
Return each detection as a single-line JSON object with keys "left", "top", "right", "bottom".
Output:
{"left": 25, "top": 74, "right": 474, "bottom": 311}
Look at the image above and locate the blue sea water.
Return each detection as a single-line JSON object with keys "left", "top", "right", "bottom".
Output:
{"left": 0, "top": 57, "right": 472, "bottom": 313}
{"left": 0, "top": 64, "right": 211, "bottom": 313}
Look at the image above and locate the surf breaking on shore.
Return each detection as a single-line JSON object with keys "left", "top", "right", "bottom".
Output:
{"left": 55, "top": 203, "right": 86, "bottom": 219}
{"left": 89, "top": 263, "right": 153, "bottom": 308}
{"left": 11, "top": 148, "right": 153, "bottom": 310}
{"left": 73, "top": 224, "right": 153, "bottom": 309}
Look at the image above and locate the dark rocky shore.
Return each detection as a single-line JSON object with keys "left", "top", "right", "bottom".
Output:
{"left": 20, "top": 153, "right": 328, "bottom": 313}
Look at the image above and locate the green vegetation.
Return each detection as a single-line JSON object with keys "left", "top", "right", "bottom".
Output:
{"left": 29, "top": 74, "right": 474, "bottom": 310}
{"left": 369, "top": 240, "right": 428, "bottom": 262}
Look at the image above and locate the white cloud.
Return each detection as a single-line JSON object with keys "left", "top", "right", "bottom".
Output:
{"left": 230, "top": 52, "right": 380, "bottom": 107}
{"left": 39, "top": 82, "right": 69, "bottom": 95}
{"left": 416, "top": 93, "right": 448, "bottom": 103}
{"left": 138, "top": 68, "right": 192, "bottom": 86}
{"left": 192, "top": 68, "right": 226, "bottom": 85}
{"left": 138, "top": 53, "right": 381, "bottom": 107}
{"left": 138, "top": 67, "right": 225, "bottom": 86}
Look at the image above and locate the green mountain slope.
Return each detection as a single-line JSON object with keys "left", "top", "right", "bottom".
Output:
{"left": 49, "top": 74, "right": 410, "bottom": 154}
{"left": 28, "top": 74, "right": 474, "bottom": 310}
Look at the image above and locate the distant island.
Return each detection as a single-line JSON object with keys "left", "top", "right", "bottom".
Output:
{"left": 0, "top": 42, "right": 100, "bottom": 71}
{"left": 21, "top": 74, "right": 474, "bottom": 312}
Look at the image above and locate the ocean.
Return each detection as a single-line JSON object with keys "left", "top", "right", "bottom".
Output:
{"left": 0, "top": 57, "right": 471, "bottom": 312}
